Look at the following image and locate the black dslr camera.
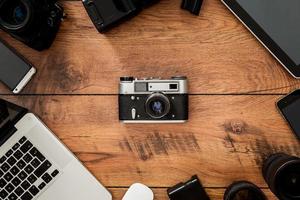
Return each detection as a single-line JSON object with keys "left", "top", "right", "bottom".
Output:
{"left": 119, "top": 76, "right": 189, "bottom": 123}
{"left": 83, "top": 0, "right": 159, "bottom": 33}
{"left": 0, "top": 0, "right": 64, "bottom": 51}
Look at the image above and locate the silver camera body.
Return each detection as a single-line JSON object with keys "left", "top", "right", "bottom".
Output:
{"left": 119, "top": 76, "right": 189, "bottom": 123}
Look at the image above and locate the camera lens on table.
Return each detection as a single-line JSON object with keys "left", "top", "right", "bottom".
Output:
{"left": 0, "top": 0, "right": 29, "bottom": 30}
{"left": 224, "top": 181, "right": 266, "bottom": 200}
{"left": 263, "top": 153, "right": 300, "bottom": 200}
{"left": 0, "top": 0, "right": 63, "bottom": 50}
{"left": 145, "top": 93, "right": 171, "bottom": 119}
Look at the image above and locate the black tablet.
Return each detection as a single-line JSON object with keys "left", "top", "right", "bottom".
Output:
{"left": 222, "top": 0, "right": 300, "bottom": 78}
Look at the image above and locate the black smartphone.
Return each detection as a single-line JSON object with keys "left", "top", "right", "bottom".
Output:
{"left": 0, "top": 39, "right": 36, "bottom": 93}
{"left": 277, "top": 89, "right": 300, "bottom": 139}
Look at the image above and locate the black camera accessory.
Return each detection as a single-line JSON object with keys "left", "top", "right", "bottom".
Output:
{"left": 0, "top": 0, "right": 64, "bottom": 51}
{"left": 167, "top": 175, "right": 210, "bottom": 200}
{"left": 82, "top": 0, "right": 159, "bottom": 33}
{"left": 263, "top": 153, "right": 300, "bottom": 200}
{"left": 181, "top": 0, "right": 203, "bottom": 15}
{"left": 224, "top": 181, "right": 266, "bottom": 200}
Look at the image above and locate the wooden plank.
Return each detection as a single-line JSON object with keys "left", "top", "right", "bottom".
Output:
{"left": 111, "top": 188, "right": 278, "bottom": 200}
{"left": 1, "top": 0, "right": 299, "bottom": 94}
{"left": 1, "top": 95, "right": 299, "bottom": 188}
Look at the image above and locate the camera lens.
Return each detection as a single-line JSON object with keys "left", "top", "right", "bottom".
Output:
{"left": 145, "top": 93, "right": 170, "bottom": 119}
{"left": 279, "top": 164, "right": 300, "bottom": 198}
{"left": 263, "top": 153, "right": 300, "bottom": 200}
{"left": 224, "top": 181, "right": 266, "bottom": 200}
{"left": 0, "top": 0, "right": 29, "bottom": 30}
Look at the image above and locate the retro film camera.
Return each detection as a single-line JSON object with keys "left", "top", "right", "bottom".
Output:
{"left": 119, "top": 76, "right": 189, "bottom": 123}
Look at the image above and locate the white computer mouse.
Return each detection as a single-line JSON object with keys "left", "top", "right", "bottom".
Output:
{"left": 122, "top": 183, "right": 154, "bottom": 200}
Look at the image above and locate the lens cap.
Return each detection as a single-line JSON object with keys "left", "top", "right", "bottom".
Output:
{"left": 224, "top": 181, "right": 266, "bottom": 200}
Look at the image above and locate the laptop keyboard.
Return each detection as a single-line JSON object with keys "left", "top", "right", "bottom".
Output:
{"left": 0, "top": 137, "right": 59, "bottom": 200}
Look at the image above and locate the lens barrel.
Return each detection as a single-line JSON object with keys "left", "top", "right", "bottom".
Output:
{"left": 224, "top": 181, "right": 266, "bottom": 200}
{"left": 145, "top": 93, "right": 171, "bottom": 119}
{"left": 263, "top": 153, "right": 300, "bottom": 200}
{"left": 0, "top": 0, "right": 30, "bottom": 31}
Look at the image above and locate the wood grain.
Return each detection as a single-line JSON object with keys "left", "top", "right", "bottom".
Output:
{"left": 0, "top": 0, "right": 299, "bottom": 94}
{"left": 1, "top": 0, "right": 299, "bottom": 199}
{"left": 1, "top": 95, "right": 299, "bottom": 190}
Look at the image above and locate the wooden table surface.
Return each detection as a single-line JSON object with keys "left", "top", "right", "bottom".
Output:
{"left": 1, "top": 0, "right": 300, "bottom": 199}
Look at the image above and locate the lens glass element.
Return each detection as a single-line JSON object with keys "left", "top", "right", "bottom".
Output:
{"left": 0, "top": 0, "right": 28, "bottom": 27}
{"left": 13, "top": 5, "right": 27, "bottom": 24}
{"left": 151, "top": 101, "right": 164, "bottom": 115}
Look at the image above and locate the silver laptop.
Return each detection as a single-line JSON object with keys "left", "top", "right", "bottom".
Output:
{"left": 0, "top": 99, "right": 112, "bottom": 200}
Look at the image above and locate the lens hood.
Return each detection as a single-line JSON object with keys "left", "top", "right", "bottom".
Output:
{"left": 224, "top": 181, "right": 266, "bottom": 200}
{"left": 263, "top": 153, "right": 300, "bottom": 200}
